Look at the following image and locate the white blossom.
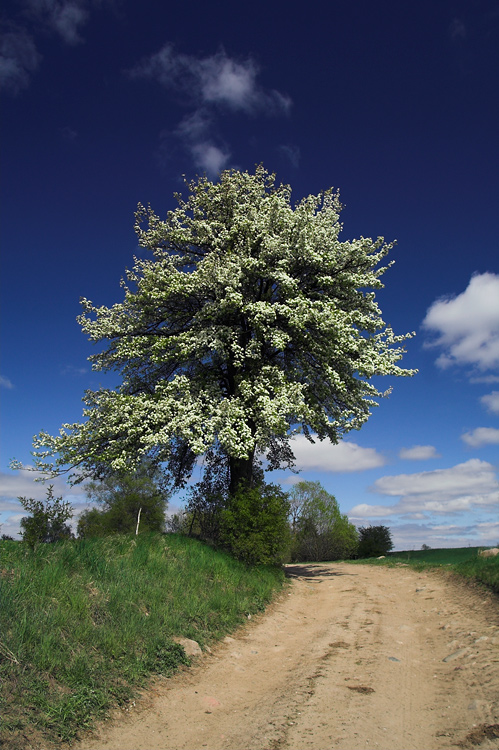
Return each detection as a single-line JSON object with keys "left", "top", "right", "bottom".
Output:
{"left": 21, "top": 167, "right": 416, "bottom": 487}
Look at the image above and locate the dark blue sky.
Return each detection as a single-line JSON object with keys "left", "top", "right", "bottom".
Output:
{"left": 1, "top": 0, "right": 498, "bottom": 547}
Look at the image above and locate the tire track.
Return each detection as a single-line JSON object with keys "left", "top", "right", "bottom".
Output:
{"left": 74, "top": 564, "right": 499, "bottom": 750}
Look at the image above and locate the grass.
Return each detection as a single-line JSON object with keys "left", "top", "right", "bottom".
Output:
{"left": 0, "top": 533, "right": 285, "bottom": 749}
{"left": 349, "top": 546, "right": 499, "bottom": 594}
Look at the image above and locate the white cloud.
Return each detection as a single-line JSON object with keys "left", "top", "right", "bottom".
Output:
{"left": 198, "top": 55, "right": 261, "bottom": 112}
{"left": 290, "top": 435, "right": 386, "bottom": 473}
{"left": 190, "top": 142, "right": 230, "bottom": 177}
{"left": 399, "top": 444, "right": 440, "bottom": 460}
{"left": 0, "top": 514, "right": 26, "bottom": 539}
{"left": 130, "top": 44, "right": 291, "bottom": 115}
{"left": 175, "top": 109, "right": 212, "bottom": 141}
{"left": 0, "top": 469, "right": 86, "bottom": 500}
{"left": 27, "top": 0, "right": 88, "bottom": 45}
{"left": 130, "top": 44, "right": 291, "bottom": 175}
{"left": 2, "top": 1, "right": 104, "bottom": 94}
{"left": 388, "top": 521, "right": 499, "bottom": 551}
{"left": 62, "top": 364, "right": 87, "bottom": 376}
{"left": 174, "top": 111, "right": 230, "bottom": 177}
{"left": 372, "top": 458, "right": 496, "bottom": 498}
{"left": 471, "top": 375, "right": 499, "bottom": 384}
{"left": 52, "top": 2, "right": 87, "bottom": 44}
{"left": 0, "top": 470, "right": 89, "bottom": 538}
{"left": 279, "top": 144, "right": 301, "bottom": 168}
{"left": 422, "top": 272, "right": 499, "bottom": 373}
{"left": 0, "top": 375, "right": 14, "bottom": 389}
{"left": 350, "top": 459, "right": 499, "bottom": 520}
{"left": 0, "top": 28, "right": 41, "bottom": 94}
{"left": 461, "top": 427, "right": 499, "bottom": 447}
{"left": 474, "top": 521, "right": 499, "bottom": 544}
{"left": 481, "top": 391, "right": 499, "bottom": 415}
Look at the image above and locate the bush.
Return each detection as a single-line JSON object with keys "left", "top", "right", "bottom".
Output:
{"left": 220, "top": 483, "right": 291, "bottom": 565}
{"left": 19, "top": 485, "right": 73, "bottom": 548}
{"left": 357, "top": 525, "right": 393, "bottom": 558}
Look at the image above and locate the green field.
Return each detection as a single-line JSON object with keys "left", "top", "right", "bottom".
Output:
{"left": 0, "top": 533, "right": 285, "bottom": 749}
{"left": 390, "top": 546, "right": 484, "bottom": 564}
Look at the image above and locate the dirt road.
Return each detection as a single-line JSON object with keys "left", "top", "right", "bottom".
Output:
{"left": 76, "top": 563, "right": 499, "bottom": 750}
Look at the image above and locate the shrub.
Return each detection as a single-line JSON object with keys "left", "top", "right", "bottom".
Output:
{"left": 220, "top": 483, "right": 291, "bottom": 565}
{"left": 357, "top": 525, "right": 393, "bottom": 558}
{"left": 19, "top": 485, "right": 73, "bottom": 548}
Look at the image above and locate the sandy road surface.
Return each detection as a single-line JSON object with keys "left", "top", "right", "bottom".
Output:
{"left": 76, "top": 563, "right": 499, "bottom": 750}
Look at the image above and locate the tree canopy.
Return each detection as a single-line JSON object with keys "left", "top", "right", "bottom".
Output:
{"left": 23, "top": 166, "right": 415, "bottom": 494}
{"left": 289, "top": 480, "right": 358, "bottom": 561}
{"left": 357, "top": 525, "right": 394, "bottom": 558}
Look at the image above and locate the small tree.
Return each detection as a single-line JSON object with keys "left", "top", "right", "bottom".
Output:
{"left": 220, "top": 483, "right": 291, "bottom": 565}
{"left": 77, "top": 460, "right": 168, "bottom": 537}
{"left": 290, "top": 480, "right": 358, "bottom": 562}
{"left": 357, "top": 525, "right": 393, "bottom": 558}
{"left": 19, "top": 485, "right": 73, "bottom": 548}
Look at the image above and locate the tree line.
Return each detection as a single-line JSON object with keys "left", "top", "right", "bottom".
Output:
{"left": 15, "top": 470, "right": 393, "bottom": 564}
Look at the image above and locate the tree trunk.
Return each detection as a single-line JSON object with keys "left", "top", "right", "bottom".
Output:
{"left": 228, "top": 452, "right": 255, "bottom": 498}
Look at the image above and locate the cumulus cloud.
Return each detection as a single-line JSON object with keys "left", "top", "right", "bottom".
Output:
{"left": 399, "top": 445, "right": 440, "bottom": 460}
{"left": 289, "top": 435, "right": 386, "bottom": 473}
{"left": 461, "top": 427, "right": 499, "bottom": 447}
{"left": 173, "top": 110, "right": 230, "bottom": 177}
{"left": 387, "top": 520, "right": 499, "bottom": 551}
{"left": 190, "top": 142, "right": 230, "bottom": 176}
{"left": 372, "top": 459, "right": 496, "bottom": 498}
{"left": 350, "top": 459, "right": 499, "bottom": 519}
{"left": 481, "top": 391, "right": 499, "bottom": 415}
{"left": 422, "top": 272, "right": 499, "bottom": 373}
{"left": 130, "top": 44, "right": 291, "bottom": 115}
{"left": 471, "top": 375, "right": 499, "bottom": 384}
{"left": 2, "top": 0, "right": 103, "bottom": 93}
{"left": 0, "top": 28, "right": 41, "bottom": 93}
{"left": 26, "top": 0, "right": 89, "bottom": 45}
{"left": 0, "top": 469, "right": 86, "bottom": 500}
{"left": 130, "top": 44, "right": 291, "bottom": 175}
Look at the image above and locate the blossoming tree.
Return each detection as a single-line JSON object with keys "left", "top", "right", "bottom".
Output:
{"left": 24, "top": 167, "right": 415, "bottom": 495}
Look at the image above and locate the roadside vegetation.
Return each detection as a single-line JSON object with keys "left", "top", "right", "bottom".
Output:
{"left": 349, "top": 546, "right": 499, "bottom": 594}
{"left": 0, "top": 474, "right": 376, "bottom": 749}
{"left": 0, "top": 533, "right": 285, "bottom": 749}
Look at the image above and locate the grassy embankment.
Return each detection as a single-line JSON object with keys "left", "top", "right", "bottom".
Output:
{"left": 0, "top": 532, "right": 286, "bottom": 749}
{"left": 350, "top": 546, "right": 499, "bottom": 593}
